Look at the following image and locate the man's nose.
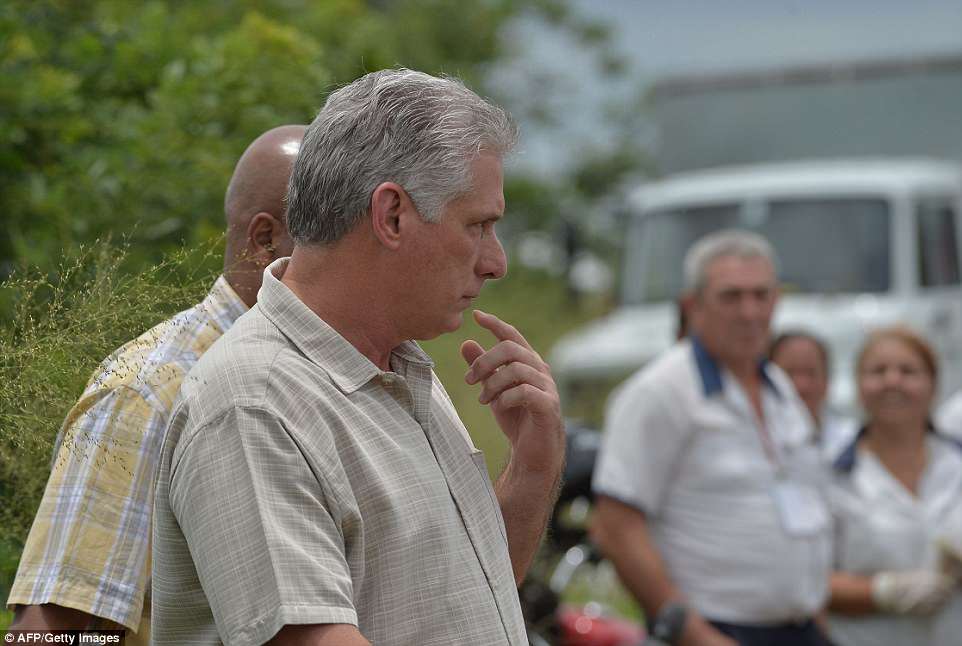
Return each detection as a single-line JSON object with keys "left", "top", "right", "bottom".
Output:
{"left": 738, "top": 294, "right": 763, "bottom": 319}
{"left": 477, "top": 232, "right": 507, "bottom": 280}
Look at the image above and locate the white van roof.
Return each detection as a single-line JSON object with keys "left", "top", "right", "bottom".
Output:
{"left": 629, "top": 158, "right": 962, "bottom": 212}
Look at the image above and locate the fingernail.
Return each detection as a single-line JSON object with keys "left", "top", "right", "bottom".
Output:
{"left": 465, "top": 370, "right": 476, "bottom": 384}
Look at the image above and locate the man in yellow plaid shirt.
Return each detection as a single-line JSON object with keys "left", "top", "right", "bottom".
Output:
{"left": 7, "top": 124, "right": 305, "bottom": 645}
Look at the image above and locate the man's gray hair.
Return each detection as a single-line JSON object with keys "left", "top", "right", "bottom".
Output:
{"left": 682, "top": 229, "right": 777, "bottom": 293}
{"left": 287, "top": 68, "right": 518, "bottom": 245}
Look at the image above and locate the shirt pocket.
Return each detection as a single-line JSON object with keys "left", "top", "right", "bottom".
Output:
{"left": 471, "top": 449, "right": 508, "bottom": 545}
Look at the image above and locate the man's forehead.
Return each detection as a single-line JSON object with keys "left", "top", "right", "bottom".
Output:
{"left": 459, "top": 152, "right": 505, "bottom": 216}
{"left": 704, "top": 254, "right": 776, "bottom": 287}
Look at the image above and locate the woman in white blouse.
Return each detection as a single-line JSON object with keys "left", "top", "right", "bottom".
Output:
{"left": 827, "top": 326, "right": 962, "bottom": 646}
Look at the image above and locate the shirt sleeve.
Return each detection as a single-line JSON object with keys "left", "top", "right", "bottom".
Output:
{"left": 167, "top": 405, "right": 357, "bottom": 646}
{"left": 591, "top": 378, "right": 691, "bottom": 517}
{"left": 8, "top": 385, "right": 164, "bottom": 632}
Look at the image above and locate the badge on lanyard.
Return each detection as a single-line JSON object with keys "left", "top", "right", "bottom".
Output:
{"left": 772, "top": 479, "right": 830, "bottom": 537}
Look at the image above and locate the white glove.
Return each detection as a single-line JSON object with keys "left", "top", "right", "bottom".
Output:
{"left": 871, "top": 570, "right": 955, "bottom": 616}
{"left": 939, "top": 538, "right": 962, "bottom": 583}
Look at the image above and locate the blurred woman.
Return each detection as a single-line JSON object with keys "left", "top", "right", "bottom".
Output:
{"left": 770, "top": 331, "right": 854, "bottom": 460}
{"left": 826, "top": 326, "right": 962, "bottom": 646}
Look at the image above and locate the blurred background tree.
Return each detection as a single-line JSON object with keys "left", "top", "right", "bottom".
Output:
{"left": 0, "top": 0, "right": 531, "bottom": 276}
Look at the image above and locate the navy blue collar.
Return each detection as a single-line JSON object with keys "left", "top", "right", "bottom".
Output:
{"left": 832, "top": 427, "right": 867, "bottom": 473}
{"left": 833, "top": 424, "right": 962, "bottom": 474}
{"left": 690, "top": 335, "right": 782, "bottom": 399}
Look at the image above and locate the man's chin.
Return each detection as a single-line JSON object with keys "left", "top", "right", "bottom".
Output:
{"left": 447, "top": 311, "right": 468, "bottom": 332}
{"left": 416, "top": 313, "right": 465, "bottom": 341}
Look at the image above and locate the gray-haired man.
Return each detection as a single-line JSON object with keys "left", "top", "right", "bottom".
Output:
{"left": 591, "top": 230, "right": 833, "bottom": 646}
{"left": 151, "top": 69, "right": 564, "bottom": 645}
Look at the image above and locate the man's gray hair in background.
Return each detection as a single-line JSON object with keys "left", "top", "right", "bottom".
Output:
{"left": 682, "top": 229, "right": 778, "bottom": 294}
{"left": 287, "top": 68, "right": 518, "bottom": 245}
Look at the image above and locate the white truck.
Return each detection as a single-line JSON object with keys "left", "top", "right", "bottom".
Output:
{"left": 550, "top": 158, "right": 962, "bottom": 425}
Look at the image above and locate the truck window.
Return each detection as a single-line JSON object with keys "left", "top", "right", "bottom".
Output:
{"left": 624, "top": 203, "right": 741, "bottom": 304}
{"left": 916, "top": 197, "right": 960, "bottom": 288}
{"left": 625, "top": 197, "right": 890, "bottom": 304}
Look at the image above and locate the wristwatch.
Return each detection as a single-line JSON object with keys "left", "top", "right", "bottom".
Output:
{"left": 649, "top": 602, "right": 688, "bottom": 645}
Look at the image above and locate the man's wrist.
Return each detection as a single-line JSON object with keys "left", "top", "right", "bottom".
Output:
{"left": 502, "top": 448, "right": 564, "bottom": 486}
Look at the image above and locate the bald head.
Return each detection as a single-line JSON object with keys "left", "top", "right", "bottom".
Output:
{"left": 223, "top": 124, "right": 305, "bottom": 305}
{"left": 225, "top": 124, "right": 306, "bottom": 231}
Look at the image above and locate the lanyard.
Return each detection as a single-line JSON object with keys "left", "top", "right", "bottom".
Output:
{"left": 754, "top": 415, "right": 785, "bottom": 475}
{"left": 741, "top": 387, "right": 785, "bottom": 476}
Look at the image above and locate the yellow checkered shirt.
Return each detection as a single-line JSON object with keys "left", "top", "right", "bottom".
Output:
{"left": 7, "top": 276, "right": 247, "bottom": 644}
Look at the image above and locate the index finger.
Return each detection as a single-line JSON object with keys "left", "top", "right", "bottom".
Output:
{"left": 472, "top": 309, "right": 533, "bottom": 351}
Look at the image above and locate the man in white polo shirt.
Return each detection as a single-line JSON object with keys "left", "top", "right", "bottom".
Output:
{"left": 591, "top": 230, "right": 833, "bottom": 646}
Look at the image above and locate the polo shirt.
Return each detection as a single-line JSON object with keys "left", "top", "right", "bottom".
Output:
{"left": 151, "top": 258, "right": 526, "bottom": 646}
{"left": 592, "top": 337, "right": 831, "bottom": 625}
{"left": 827, "top": 432, "right": 962, "bottom": 646}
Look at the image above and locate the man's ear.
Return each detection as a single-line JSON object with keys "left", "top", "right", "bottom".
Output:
{"left": 370, "top": 182, "right": 417, "bottom": 250}
{"left": 246, "top": 212, "right": 284, "bottom": 266}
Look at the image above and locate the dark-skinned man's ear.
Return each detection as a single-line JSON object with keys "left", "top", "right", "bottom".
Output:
{"left": 247, "top": 212, "right": 282, "bottom": 265}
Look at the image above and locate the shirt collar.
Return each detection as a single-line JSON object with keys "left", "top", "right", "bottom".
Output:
{"left": 832, "top": 426, "right": 867, "bottom": 473}
{"left": 689, "top": 335, "right": 782, "bottom": 399}
{"left": 256, "top": 258, "right": 433, "bottom": 394}
{"left": 832, "top": 424, "right": 962, "bottom": 474}
{"left": 203, "top": 274, "right": 249, "bottom": 332}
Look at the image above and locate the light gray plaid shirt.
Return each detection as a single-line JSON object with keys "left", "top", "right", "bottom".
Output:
{"left": 151, "top": 258, "right": 526, "bottom": 646}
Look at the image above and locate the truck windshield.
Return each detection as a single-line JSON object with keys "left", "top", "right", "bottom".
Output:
{"left": 624, "top": 197, "right": 891, "bottom": 304}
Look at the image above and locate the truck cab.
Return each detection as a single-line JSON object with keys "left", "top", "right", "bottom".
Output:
{"left": 551, "top": 159, "right": 962, "bottom": 425}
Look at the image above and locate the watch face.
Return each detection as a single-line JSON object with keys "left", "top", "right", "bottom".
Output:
{"left": 653, "top": 603, "right": 688, "bottom": 643}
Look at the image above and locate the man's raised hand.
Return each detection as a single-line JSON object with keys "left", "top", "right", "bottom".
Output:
{"left": 460, "top": 310, "right": 564, "bottom": 475}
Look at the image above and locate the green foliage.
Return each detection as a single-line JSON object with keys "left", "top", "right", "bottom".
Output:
{"left": 0, "top": 0, "right": 533, "bottom": 276}
{"left": 0, "top": 537, "right": 20, "bottom": 628}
